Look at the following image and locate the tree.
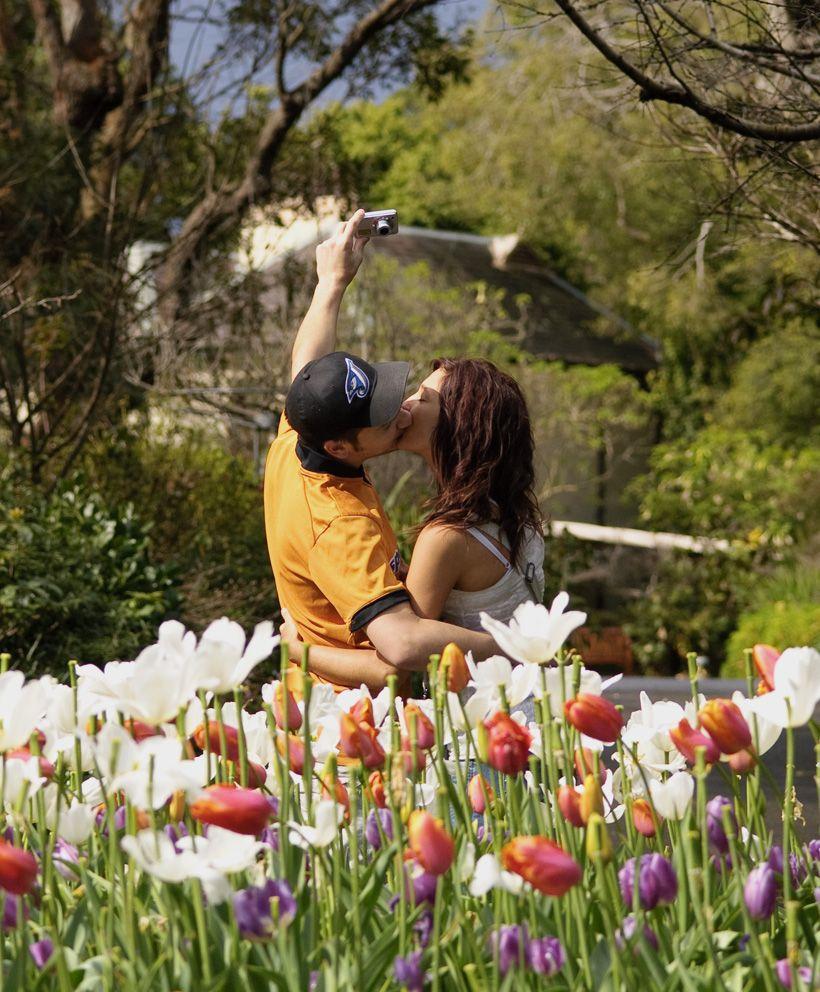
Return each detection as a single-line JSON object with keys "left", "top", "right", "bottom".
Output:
{"left": 0, "top": 0, "right": 467, "bottom": 484}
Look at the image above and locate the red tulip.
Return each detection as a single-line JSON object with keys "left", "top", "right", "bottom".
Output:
{"left": 468, "top": 774, "right": 495, "bottom": 814}
{"left": 225, "top": 759, "right": 267, "bottom": 789}
{"left": 367, "top": 770, "right": 387, "bottom": 808}
{"left": 273, "top": 682, "right": 302, "bottom": 732}
{"left": 190, "top": 785, "right": 272, "bottom": 835}
{"left": 339, "top": 713, "right": 385, "bottom": 769}
{"left": 669, "top": 718, "right": 720, "bottom": 766}
{"left": 276, "top": 733, "right": 305, "bottom": 774}
{"left": 557, "top": 785, "right": 584, "bottom": 828}
{"left": 398, "top": 738, "right": 427, "bottom": 774}
{"left": 321, "top": 775, "right": 350, "bottom": 817}
{"left": 123, "top": 719, "right": 163, "bottom": 743}
{"left": 192, "top": 721, "right": 240, "bottom": 761}
{"left": 631, "top": 798, "right": 657, "bottom": 838}
{"left": 574, "top": 747, "right": 605, "bottom": 785}
{"left": 729, "top": 747, "right": 757, "bottom": 774}
{"left": 0, "top": 841, "right": 37, "bottom": 896}
{"left": 501, "top": 836, "right": 581, "bottom": 896}
{"left": 564, "top": 694, "right": 623, "bottom": 744}
{"left": 440, "top": 643, "right": 470, "bottom": 693}
{"left": 697, "top": 700, "right": 752, "bottom": 755}
{"left": 349, "top": 696, "right": 375, "bottom": 728}
{"left": 483, "top": 712, "right": 532, "bottom": 776}
{"left": 404, "top": 704, "right": 435, "bottom": 750}
{"left": 408, "top": 810, "right": 454, "bottom": 876}
{"left": 752, "top": 644, "right": 779, "bottom": 695}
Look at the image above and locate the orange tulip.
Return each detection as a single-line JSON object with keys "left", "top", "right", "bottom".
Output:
{"left": 468, "top": 774, "right": 495, "bottom": 814}
{"left": 579, "top": 773, "right": 603, "bottom": 825}
{"left": 564, "top": 694, "right": 623, "bottom": 744}
{"left": 225, "top": 759, "right": 268, "bottom": 789}
{"left": 192, "top": 721, "right": 240, "bottom": 762}
{"left": 123, "top": 719, "right": 163, "bottom": 743}
{"left": 404, "top": 704, "right": 435, "bottom": 750}
{"left": 0, "top": 840, "right": 37, "bottom": 895}
{"left": 398, "top": 738, "right": 427, "bottom": 774}
{"left": 752, "top": 644, "right": 779, "bottom": 694}
{"left": 349, "top": 696, "right": 375, "bottom": 728}
{"left": 631, "top": 798, "right": 657, "bottom": 838}
{"left": 697, "top": 699, "right": 752, "bottom": 755}
{"left": 483, "top": 712, "right": 532, "bottom": 775}
{"left": 273, "top": 682, "right": 302, "bottom": 732}
{"left": 574, "top": 747, "right": 605, "bottom": 785}
{"left": 190, "top": 785, "right": 272, "bottom": 835}
{"left": 557, "top": 785, "right": 584, "bottom": 828}
{"left": 440, "top": 643, "right": 470, "bottom": 693}
{"left": 407, "top": 810, "right": 455, "bottom": 876}
{"left": 321, "top": 775, "right": 350, "bottom": 817}
{"left": 367, "top": 770, "right": 387, "bottom": 808}
{"left": 669, "top": 718, "right": 720, "bottom": 766}
{"left": 276, "top": 733, "right": 306, "bottom": 774}
{"left": 339, "top": 713, "right": 386, "bottom": 769}
{"left": 501, "top": 836, "right": 582, "bottom": 896}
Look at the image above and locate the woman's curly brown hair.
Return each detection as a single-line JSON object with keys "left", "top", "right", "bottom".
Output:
{"left": 422, "top": 358, "right": 542, "bottom": 564}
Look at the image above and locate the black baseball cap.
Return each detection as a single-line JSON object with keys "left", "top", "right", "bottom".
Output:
{"left": 286, "top": 351, "right": 411, "bottom": 446}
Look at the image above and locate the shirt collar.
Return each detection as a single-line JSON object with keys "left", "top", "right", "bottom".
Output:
{"left": 295, "top": 439, "right": 365, "bottom": 479}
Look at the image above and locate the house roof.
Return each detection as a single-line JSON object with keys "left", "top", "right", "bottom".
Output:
{"left": 372, "top": 227, "right": 660, "bottom": 373}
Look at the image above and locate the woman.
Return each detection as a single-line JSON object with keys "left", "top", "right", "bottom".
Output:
{"left": 281, "top": 358, "right": 545, "bottom": 686}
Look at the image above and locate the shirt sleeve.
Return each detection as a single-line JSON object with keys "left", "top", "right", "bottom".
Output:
{"left": 308, "top": 515, "right": 409, "bottom": 632}
{"left": 277, "top": 411, "right": 295, "bottom": 438}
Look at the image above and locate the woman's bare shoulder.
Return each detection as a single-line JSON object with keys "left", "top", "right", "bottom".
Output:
{"left": 414, "top": 522, "right": 470, "bottom": 555}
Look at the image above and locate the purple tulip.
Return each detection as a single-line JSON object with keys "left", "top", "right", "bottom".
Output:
{"left": 744, "top": 864, "right": 777, "bottom": 920}
{"left": 775, "top": 959, "right": 813, "bottom": 989}
{"left": 232, "top": 879, "right": 296, "bottom": 939}
{"left": 619, "top": 854, "right": 678, "bottom": 910}
{"left": 710, "top": 852, "right": 733, "bottom": 874}
{"left": 411, "top": 870, "right": 438, "bottom": 906}
{"left": 615, "top": 915, "right": 659, "bottom": 952}
{"left": 527, "top": 935, "right": 565, "bottom": 975}
{"left": 767, "top": 846, "right": 806, "bottom": 886}
{"left": 807, "top": 839, "right": 820, "bottom": 862}
{"left": 364, "top": 808, "right": 393, "bottom": 850}
{"left": 394, "top": 950, "right": 425, "bottom": 992}
{"left": 706, "top": 796, "right": 735, "bottom": 855}
{"left": 29, "top": 938, "right": 53, "bottom": 970}
{"left": 414, "top": 908, "right": 433, "bottom": 949}
{"left": 259, "top": 826, "right": 279, "bottom": 852}
{"left": 2, "top": 894, "right": 28, "bottom": 931}
{"left": 53, "top": 839, "right": 80, "bottom": 880}
{"left": 488, "top": 925, "right": 527, "bottom": 975}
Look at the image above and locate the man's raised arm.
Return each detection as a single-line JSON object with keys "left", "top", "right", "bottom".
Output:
{"left": 290, "top": 209, "right": 369, "bottom": 381}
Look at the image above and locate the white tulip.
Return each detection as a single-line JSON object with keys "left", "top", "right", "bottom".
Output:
{"left": 193, "top": 618, "right": 279, "bottom": 695}
{"left": 731, "top": 691, "right": 781, "bottom": 755}
{"left": 469, "top": 853, "right": 524, "bottom": 897}
{"left": 288, "top": 799, "right": 344, "bottom": 850}
{"left": 0, "top": 672, "right": 51, "bottom": 751}
{"left": 480, "top": 593, "right": 587, "bottom": 665}
{"left": 749, "top": 646, "right": 820, "bottom": 728}
{"left": 57, "top": 801, "right": 96, "bottom": 845}
{"left": 649, "top": 771, "right": 694, "bottom": 820}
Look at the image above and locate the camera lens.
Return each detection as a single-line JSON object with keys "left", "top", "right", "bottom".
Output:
{"left": 376, "top": 218, "right": 391, "bottom": 236}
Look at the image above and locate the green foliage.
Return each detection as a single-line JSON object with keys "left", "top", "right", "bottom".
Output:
{"left": 722, "top": 601, "right": 820, "bottom": 677}
{"left": 79, "top": 424, "right": 278, "bottom": 633}
{"left": 0, "top": 473, "right": 180, "bottom": 676}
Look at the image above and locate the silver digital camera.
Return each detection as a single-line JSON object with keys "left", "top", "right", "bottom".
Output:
{"left": 357, "top": 209, "right": 398, "bottom": 237}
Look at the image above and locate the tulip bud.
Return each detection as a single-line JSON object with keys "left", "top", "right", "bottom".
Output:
{"left": 574, "top": 747, "right": 605, "bottom": 785}
{"left": 557, "top": 785, "right": 584, "bottom": 828}
{"left": 404, "top": 704, "right": 435, "bottom": 750}
{"left": 190, "top": 785, "right": 273, "bottom": 835}
{"left": 367, "top": 770, "right": 387, "bottom": 808}
{"left": 752, "top": 644, "right": 779, "bottom": 694}
{"left": 697, "top": 699, "right": 752, "bottom": 755}
{"left": 338, "top": 713, "right": 386, "bottom": 769}
{"left": 407, "top": 810, "right": 455, "bottom": 876}
{"left": 618, "top": 854, "right": 678, "bottom": 910}
{"left": 669, "top": 718, "right": 720, "bottom": 766}
{"left": 483, "top": 712, "right": 532, "bottom": 776}
{"left": 398, "top": 738, "right": 427, "bottom": 774}
{"left": 169, "top": 790, "right": 186, "bottom": 823}
{"left": 501, "top": 836, "right": 582, "bottom": 896}
{"left": 630, "top": 798, "right": 657, "bottom": 838}
{"left": 705, "top": 795, "right": 735, "bottom": 854}
{"left": 744, "top": 863, "right": 777, "bottom": 920}
{"left": 585, "top": 812, "right": 613, "bottom": 864}
{"left": 226, "top": 759, "right": 267, "bottom": 789}
{"left": 349, "top": 696, "right": 375, "bottom": 728}
{"left": 0, "top": 841, "right": 38, "bottom": 896}
{"left": 564, "top": 694, "right": 623, "bottom": 744}
{"left": 321, "top": 775, "right": 350, "bottom": 817}
{"left": 468, "top": 774, "right": 495, "bottom": 814}
{"left": 579, "top": 773, "right": 603, "bottom": 825}
{"left": 122, "top": 719, "right": 163, "bottom": 743}
{"left": 275, "top": 733, "right": 305, "bottom": 774}
{"left": 273, "top": 682, "right": 302, "bottom": 732}
{"left": 728, "top": 748, "right": 757, "bottom": 775}
{"left": 440, "top": 643, "right": 470, "bottom": 693}
{"left": 192, "top": 721, "right": 240, "bottom": 761}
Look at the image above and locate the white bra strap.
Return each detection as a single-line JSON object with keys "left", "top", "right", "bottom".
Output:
{"left": 467, "top": 527, "right": 511, "bottom": 571}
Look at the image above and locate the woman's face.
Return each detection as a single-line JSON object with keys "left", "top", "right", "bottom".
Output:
{"left": 396, "top": 367, "right": 447, "bottom": 458}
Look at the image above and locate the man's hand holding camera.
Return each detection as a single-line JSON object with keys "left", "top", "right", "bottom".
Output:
{"left": 315, "top": 208, "right": 370, "bottom": 292}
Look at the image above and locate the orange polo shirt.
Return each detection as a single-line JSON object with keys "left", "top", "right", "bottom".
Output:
{"left": 263, "top": 414, "right": 408, "bottom": 691}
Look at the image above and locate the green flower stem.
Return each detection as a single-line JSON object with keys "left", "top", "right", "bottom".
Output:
{"left": 681, "top": 820, "right": 726, "bottom": 992}
{"left": 191, "top": 879, "right": 212, "bottom": 983}
{"left": 301, "top": 647, "right": 313, "bottom": 819}
{"left": 233, "top": 688, "right": 249, "bottom": 788}
{"left": 198, "top": 690, "right": 214, "bottom": 785}
{"left": 213, "top": 695, "right": 232, "bottom": 784}
{"left": 348, "top": 766, "right": 363, "bottom": 987}
{"left": 783, "top": 719, "right": 795, "bottom": 907}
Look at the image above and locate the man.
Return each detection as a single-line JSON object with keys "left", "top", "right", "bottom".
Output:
{"left": 264, "top": 210, "right": 497, "bottom": 691}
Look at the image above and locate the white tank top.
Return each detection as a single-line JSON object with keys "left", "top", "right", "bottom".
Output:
{"left": 440, "top": 523, "right": 545, "bottom": 631}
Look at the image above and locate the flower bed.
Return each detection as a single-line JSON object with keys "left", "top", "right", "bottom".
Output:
{"left": 0, "top": 599, "right": 817, "bottom": 990}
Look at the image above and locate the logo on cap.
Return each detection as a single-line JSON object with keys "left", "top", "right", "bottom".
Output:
{"left": 344, "top": 358, "right": 370, "bottom": 404}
